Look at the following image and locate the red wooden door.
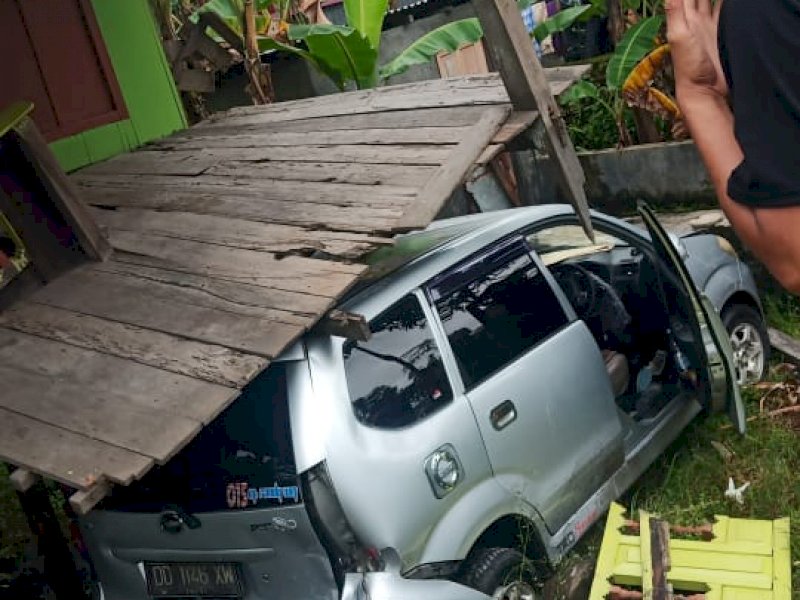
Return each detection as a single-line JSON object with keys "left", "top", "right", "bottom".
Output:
{"left": 0, "top": 0, "right": 127, "bottom": 141}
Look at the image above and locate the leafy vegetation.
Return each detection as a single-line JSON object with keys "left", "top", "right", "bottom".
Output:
{"left": 765, "top": 292, "right": 800, "bottom": 338}
{"left": 560, "top": 14, "right": 682, "bottom": 149}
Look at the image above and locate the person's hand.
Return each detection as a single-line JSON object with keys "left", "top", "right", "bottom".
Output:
{"left": 666, "top": 0, "right": 728, "bottom": 101}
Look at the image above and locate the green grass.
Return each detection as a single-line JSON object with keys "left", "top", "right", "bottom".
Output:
{"left": 552, "top": 375, "right": 800, "bottom": 595}
{"left": 765, "top": 291, "right": 800, "bottom": 338}
{"left": 0, "top": 464, "right": 32, "bottom": 566}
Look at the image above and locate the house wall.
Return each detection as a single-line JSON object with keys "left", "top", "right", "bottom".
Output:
{"left": 49, "top": 0, "right": 186, "bottom": 172}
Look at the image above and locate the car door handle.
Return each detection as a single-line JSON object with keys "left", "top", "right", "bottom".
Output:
{"left": 490, "top": 400, "right": 517, "bottom": 431}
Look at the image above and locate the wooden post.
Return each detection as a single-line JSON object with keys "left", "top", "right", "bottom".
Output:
{"left": 11, "top": 468, "right": 87, "bottom": 599}
{"left": 13, "top": 114, "right": 112, "bottom": 262}
{"left": 473, "top": 0, "right": 594, "bottom": 239}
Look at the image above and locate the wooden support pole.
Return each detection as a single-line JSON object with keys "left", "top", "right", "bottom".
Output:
{"left": 13, "top": 115, "right": 112, "bottom": 262}
{"left": 473, "top": 0, "right": 594, "bottom": 239}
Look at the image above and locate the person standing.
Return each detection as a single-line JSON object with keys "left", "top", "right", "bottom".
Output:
{"left": 666, "top": 0, "right": 800, "bottom": 294}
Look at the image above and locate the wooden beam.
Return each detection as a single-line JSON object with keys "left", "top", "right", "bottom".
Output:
{"left": 318, "top": 310, "right": 371, "bottom": 342}
{"left": 473, "top": 0, "right": 593, "bottom": 239}
{"left": 396, "top": 105, "right": 510, "bottom": 230}
{"left": 199, "top": 11, "right": 245, "bottom": 54}
{"left": 650, "top": 517, "right": 673, "bottom": 600}
{"left": 14, "top": 118, "right": 112, "bottom": 260}
{"left": 10, "top": 468, "right": 40, "bottom": 492}
{"left": 69, "top": 478, "right": 112, "bottom": 515}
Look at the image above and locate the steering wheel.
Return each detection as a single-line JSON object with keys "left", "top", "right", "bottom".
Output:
{"left": 553, "top": 263, "right": 598, "bottom": 316}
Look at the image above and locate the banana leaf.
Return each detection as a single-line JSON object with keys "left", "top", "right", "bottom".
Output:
{"left": 289, "top": 24, "right": 378, "bottom": 89}
{"left": 194, "top": 0, "right": 271, "bottom": 37}
{"left": 532, "top": 4, "right": 592, "bottom": 43}
{"left": 558, "top": 80, "right": 602, "bottom": 105}
{"left": 606, "top": 15, "right": 663, "bottom": 89}
{"left": 343, "top": 0, "right": 388, "bottom": 50}
{"left": 378, "top": 18, "right": 484, "bottom": 81}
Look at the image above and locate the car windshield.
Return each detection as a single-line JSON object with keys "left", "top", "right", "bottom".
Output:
{"left": 527, "top": 224, "right": 626, "bottom": 255}
{"left": 526, "top": 224, "right": 628, "bottom": 266}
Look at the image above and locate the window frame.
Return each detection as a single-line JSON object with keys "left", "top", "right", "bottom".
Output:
{"left": 424, "top": 235, "right": 573, "bottom": 392}
{"left": 7, "top": 0, "right": 128, "bottom": 141}
{"left": 341, "top": 289, "right": 457, "bottom": 430}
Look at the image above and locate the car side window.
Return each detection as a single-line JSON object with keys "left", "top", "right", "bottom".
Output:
{"left": 433, "top": 246, "right": 568, "bottom": 390}
{"left": 343, "top": 294, "right": 453, "bottom": 429}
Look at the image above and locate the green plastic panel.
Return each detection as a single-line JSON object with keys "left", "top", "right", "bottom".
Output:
{"left": 50, "top": 0, "right": 186, "bottom": 172}
{"left": 590, "top": 503, "right": 792, "bottom": 599}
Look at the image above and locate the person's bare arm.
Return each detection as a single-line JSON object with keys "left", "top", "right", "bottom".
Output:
{"left": 668, "top": 0, "right": 800, "bottom": 294}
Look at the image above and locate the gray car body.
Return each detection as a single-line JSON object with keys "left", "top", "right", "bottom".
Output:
{"left": 83, "top": 206, "right": 761, "bottom": 600}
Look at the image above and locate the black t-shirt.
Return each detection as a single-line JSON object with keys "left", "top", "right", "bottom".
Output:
{"left": 718, "top": 0, "right": 800, "bottom": 207}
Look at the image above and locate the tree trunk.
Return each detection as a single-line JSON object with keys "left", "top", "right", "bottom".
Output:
{"left": 632, "top": 107, "right": 662, "bottom": 144}
{"left": 607, "top": 0, "right": 626, "bottom": 45}
{"left": 243, "top": 0, "right": 273, "bottom": 104}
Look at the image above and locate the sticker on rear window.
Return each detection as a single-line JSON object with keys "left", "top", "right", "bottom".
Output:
{"left": 226, "top": 481, "right": 300, "bottom": 509}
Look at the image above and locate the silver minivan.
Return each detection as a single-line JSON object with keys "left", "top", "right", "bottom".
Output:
{"left": 79, "top": 205, "right": 766, "bottom": 599}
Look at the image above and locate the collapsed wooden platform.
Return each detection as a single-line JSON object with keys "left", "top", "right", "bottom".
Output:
{"left": 0, "top": 67, "right": 587, "bottom": 511}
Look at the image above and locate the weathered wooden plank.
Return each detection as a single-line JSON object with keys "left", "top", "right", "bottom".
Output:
{"left": 31, "top": 267, "right": 305, "bottom": 358}
{"left": 194, "top": 69, "right": 582, "bottom": 128}
{"left": 0, "top": 365, "right": 202, "bottom": 463}
{"left": 474, "top": 0, "right": 593, "bottom": 238}
{"left": 203, "top": 161, "right": 438, "bottom": 187}
{"left": 84, "top": 192, "right": 405, "bottom": 233}
{"left": 0, "top": 408, "right": 153, "bottom": 488}
{"left": 157, "top": 120, "right": 532, "bottom": 151}
{"left": 78, "top": 175, "right": 420, "bottom": 207}
{"left": 109, "top": 231, "right": 365, "bottom": 296}
{"left": 93, "top": 208, "right": 388, "bottom": 260}
{"left": 79, "top": 145, "right": 453, "bottom": 176}
{"left": 493, "top": 111, "right": 538, "bottom": 144}
{"left": 476, "top": 143, "right": 505, "bottom": 166}
{"left": 182, "top": 105, "right": 495, "bottom": 136}
{"left": 73, "top": 261, "right": 313, "bottom": 326}
{"left": 14, "top": 117, "right": 112, "bottom": 260}
{"left": 0, "top": 328, "right": 237, "bottom": 422}
{"left": 79, "top": 161, "right": 438, "bottom": 188}
{"left": 0, "top": 305, "right": 267, "bottom": 387}
{"left": 94, "top": 261, "right": 335, "bottom": 317}
{"left": 10, "top": 468, "right": 39, "bottom": 493}
{"left": 70, "top": 479, "right": 112, "bottom": 515}
{"left": 203, "top": 75, "right": 510, "bottom": 124}
{"left": 153, "top": 126, "right": 473, "bottom": 150}
{"left": 397, "top": 106, "right": 510, "bottom": 230}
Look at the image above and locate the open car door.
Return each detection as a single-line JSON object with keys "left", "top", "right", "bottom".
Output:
{"left": 639, "top": 203, "right": 746, "bottom": 433}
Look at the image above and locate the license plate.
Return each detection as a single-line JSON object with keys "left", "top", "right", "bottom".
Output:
{"left": 145, "top": 562, "right": 243, "bottom": 597}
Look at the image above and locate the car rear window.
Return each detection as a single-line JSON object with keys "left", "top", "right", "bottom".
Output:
{"left": 343, "top": 294, "right": 453, "bottom": 429}
{"left": 99, "top": 364, "right": 298, "bottom": 513}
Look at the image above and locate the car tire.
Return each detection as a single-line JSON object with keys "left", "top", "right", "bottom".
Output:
{"left": 460, "top": 547, "right": 537, "bottom": 599}
{"left": 722, "top": 303, "right": 770, "bottom": 385}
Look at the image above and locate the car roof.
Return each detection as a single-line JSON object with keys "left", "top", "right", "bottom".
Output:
{"left": 339, "top": 204, "right": 577, "bottom": 320}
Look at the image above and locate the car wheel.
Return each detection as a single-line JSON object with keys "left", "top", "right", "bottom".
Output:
{"left": 722, "top": 304, "right": 770, "bottom": 385}
{"left": 460, "top": 547, "right": 538, "bottom": 599}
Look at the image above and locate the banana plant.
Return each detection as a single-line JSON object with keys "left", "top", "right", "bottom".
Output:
{"left": 559, "top": 15, "right": 678, "bottom": 147}
{"left": 198, "top": 0, "right": 594, "bottom": 91}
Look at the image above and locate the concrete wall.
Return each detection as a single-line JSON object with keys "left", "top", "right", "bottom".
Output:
{"left": 512, "top": 140, "right": 717, "bottom": 217}
{"left": 578, "top": 141, "right": 716, "bottom": 215}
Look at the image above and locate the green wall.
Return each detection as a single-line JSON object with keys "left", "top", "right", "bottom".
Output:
{"left": 50, "top": 0, "right": 187, "bottom": 172}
